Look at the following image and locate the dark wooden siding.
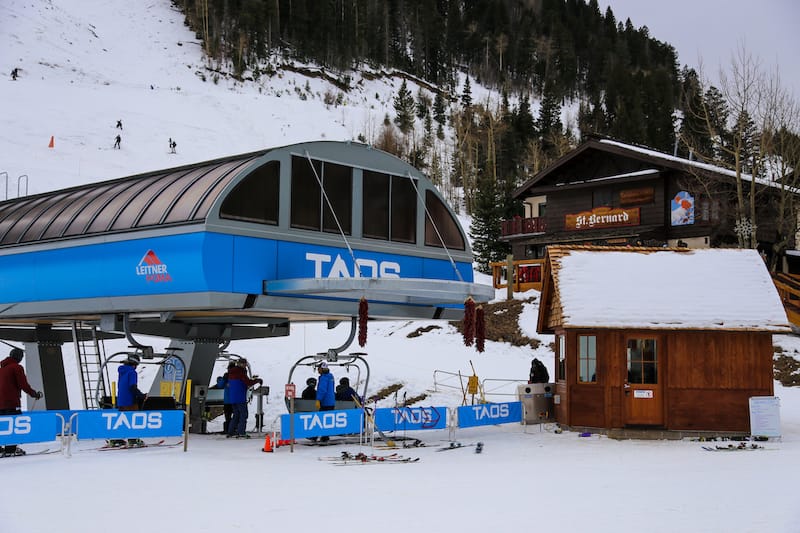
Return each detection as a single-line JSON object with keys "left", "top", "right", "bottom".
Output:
{"left": 543, "top": 177, "right": 664, "bottom": 234}
{"left": 665, "top": 331, "right": 774, "bottom": 431}
{"left": 557, "top": 329, "right": 774, "bottom": 432}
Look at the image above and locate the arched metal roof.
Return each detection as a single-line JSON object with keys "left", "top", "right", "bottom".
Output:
{"left": 0, "top": 151, "right": 263, "bottom": 247}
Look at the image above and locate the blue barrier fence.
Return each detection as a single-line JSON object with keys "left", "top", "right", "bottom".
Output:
{"left": 280, "top": 401, "right": 522, "bottom": 439}
{"left": 0, "top": 410, "right": 185, "bottom": 446}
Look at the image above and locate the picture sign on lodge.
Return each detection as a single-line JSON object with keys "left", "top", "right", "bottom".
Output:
{"left": 565, "top": 207, "right": 641, "bottom": 231}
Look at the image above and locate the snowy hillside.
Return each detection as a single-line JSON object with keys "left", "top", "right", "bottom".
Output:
{"left": 3, "top": 3, "right": 800, "bottom": 533}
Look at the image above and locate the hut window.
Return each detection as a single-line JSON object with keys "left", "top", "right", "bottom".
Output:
{"left": 557, "top": 335, "right": 566, "bottom": 380}
{"left": 627, "top": 339, "right": 658, "bottom": 384}
{"left": 220, "top": 161, "right": 280, "bottom": 225}
{"left": 578, "top": 335, "right": 597, "bottom": 383}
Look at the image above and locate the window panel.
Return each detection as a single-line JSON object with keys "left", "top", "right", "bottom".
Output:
{"left": 363, "top": 171, "right": 389, "bottom": 240}
{"left": 220, "top": 161, "right": 280, "bottom": 225}
{"left": 322, "top": 162, "right": 352, "bottom": 235}
{"left": 192, "top": 158, "right": 256, "bottom": 221}
{"left": 290, "top": 155, "right": 322, "bottom": 230}
{"left": 424, "top": 190, "right": 464, "bottom": 250}
{"left": 578, "top": 335, "right": 597, "bottom": 383}
{"left": 627, "top": 338, "right": 658, "bottom": 384}
{"left": 391, "top": 177, "right": 416, "bottom": 243}
{"left": 557, "top": 335, "right": 566, "bottom": 381}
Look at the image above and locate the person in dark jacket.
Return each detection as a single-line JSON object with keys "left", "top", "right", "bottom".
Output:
{"left": 117, "top": 354, "right": 145, "bottom": 410}
{"left": 335, "top": 376, "right": 360, "bottom": 403}
{"left": 226, "top": 359, "right": 262, "bottom": 438}
{"left": 0, "top": 347, "right": 42, "bottom": 456}
{"left": 315, "top": 362, "right": 335, "bottom": 442}
{"left": 301, "top": 377, "right": 317, "bottom": 400}
{"left": 215, "top": 362, "right": 236, "bottom": 434}
{"left": 529, "top": 358, "right": 549, "bottom": 384}
{"left": 109, "top": 354, "right": 147, "bottom": 447}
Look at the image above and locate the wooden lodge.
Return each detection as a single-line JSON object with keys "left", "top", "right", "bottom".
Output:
{"left": 503, "top": 137, "right": 798, "bottom": 273}
{"left": 537, "top": 245, "right": 790, "bottom": 433}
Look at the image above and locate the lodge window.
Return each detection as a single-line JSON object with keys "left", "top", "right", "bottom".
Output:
{"left": 593, "top": 189, "right": 614, "bottom": 207}
{"left": 557, "top": 335, "right": 566, "bottom": 380}
{"left": 425, "top": 190, "right": 465, "bottom": 250}
{"left": 362, "top": 171, "right": 417, "bottom": 243}
{"left": 578, "top": 335, "right": 597, "bottom": 383}
{"left": 627, "top": 338, "right": 657, "bottom": 384}
{"left": 220, "top": 161, "right": 280, "bottom": 225}
{"left": 290, "top": 156, "right": 352, "bottom": 234}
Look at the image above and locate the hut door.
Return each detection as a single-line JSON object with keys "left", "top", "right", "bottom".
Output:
{"left": 624, "top": 338, "right": 663, "bottom": 426}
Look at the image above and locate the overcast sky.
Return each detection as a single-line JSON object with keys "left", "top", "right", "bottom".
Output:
{"left": 596, "top": 0, "right": 799, "bottom": 100}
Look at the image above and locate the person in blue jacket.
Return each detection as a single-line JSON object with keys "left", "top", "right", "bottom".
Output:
{"left": 335, "top": 376, "right": 360, "bottom": 403}
{"left": 110, "top": 354, "right": 146, "bottom": 447}
{"left": 212, "top": 362, "right": 236, "bottom": 434}
{"left": 226, "top": 359, "right": 262, "bottom": 438}
{"left": 315, "top": 362, "right": 335, "bottom": 442}
{"left": 117, "top": 354, "right": 145, "bottom": 411}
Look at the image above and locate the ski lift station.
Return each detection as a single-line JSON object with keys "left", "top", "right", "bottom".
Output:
{"left": 0, "top": 141, "right": 493, "bottom": 431}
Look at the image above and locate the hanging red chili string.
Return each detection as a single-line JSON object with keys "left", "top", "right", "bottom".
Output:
{"left": 475, "top": 306, "right": 485, "bottom": 353}
{"left": 463, "top": 297, "right": 475, "bottom": 346}
{"left": 358, "top": 297, "right": 368, "bottom": 347}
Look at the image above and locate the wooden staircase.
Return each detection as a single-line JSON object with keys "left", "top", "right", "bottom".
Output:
{"left": 772, "top": 273, "right": 800, "bottom": 328}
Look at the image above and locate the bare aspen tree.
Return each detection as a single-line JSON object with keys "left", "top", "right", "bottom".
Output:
{"left": 680, "top": 43, "right": 799, "bottom": 253}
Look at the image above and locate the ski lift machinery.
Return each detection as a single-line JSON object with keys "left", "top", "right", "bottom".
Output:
{"left": 285, "top": 318, "right": 369, "bottom": 412}
{"left": 94, "top": 346, "right": 188, "bottom": 409}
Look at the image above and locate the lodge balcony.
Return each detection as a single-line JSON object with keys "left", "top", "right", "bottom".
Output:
{"left": 501, "top": 216, "right": 546, "bottom": 237}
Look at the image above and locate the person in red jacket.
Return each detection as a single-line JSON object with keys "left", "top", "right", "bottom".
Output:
{"left": 0, "top": 347, "right": 42, "bottom": 457}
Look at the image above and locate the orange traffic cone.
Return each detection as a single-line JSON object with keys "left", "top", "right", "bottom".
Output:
{"left": 48, "top": 136, "right": 54, "bottom": 148}
{"left": 262, "top": 433, "right": 273, "bottom": 453}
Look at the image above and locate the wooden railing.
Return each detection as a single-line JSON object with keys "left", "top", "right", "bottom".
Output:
{"left": 501, "top": 216, "right": 546, "bottom": 237}
{"left": 489, "top": 258, "right": 545, "bottom": 292}
{"left": 772, "top": 272, "right": 800, "bottom": 328}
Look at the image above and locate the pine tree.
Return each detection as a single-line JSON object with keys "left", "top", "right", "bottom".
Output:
{"left": 433, "top": 91, "right": 447, "bottom": 126}
{"left": 461, "top": 77, "right": 473, "bottom": 109}
{"left": 393, "top": 80, "right": 416, "bottom": 134}
{"left": 469, "top": 175, "right": 507, "bottom": 273}
{"left": 537, "top": 83, "right": 563, "bottom": 157}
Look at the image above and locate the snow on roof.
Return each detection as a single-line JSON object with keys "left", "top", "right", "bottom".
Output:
{"left": 552, "top": 247, "right": 790, "bottom": 331}
{"left": 599, "top": 139, "right": 799, "bottom": 194}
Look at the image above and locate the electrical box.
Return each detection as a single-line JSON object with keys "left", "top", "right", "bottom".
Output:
{"left": 517, "top": 383, "right": 555, "bottom": 423}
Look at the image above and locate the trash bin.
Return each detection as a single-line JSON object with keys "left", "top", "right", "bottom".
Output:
{"left": 517, "top": 383, "right": 555, "bottom": 423}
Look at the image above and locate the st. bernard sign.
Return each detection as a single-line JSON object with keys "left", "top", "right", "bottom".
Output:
{"left": 566, "top": 207, "right": 640, "bottom": 231}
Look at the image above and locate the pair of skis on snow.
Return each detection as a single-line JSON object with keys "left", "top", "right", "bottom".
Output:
{"left": 96, "top": 439, "right": 183, "bottom": 451}
{"left": 701, "top": 442, "right": 768, "bottom": 452}
{"left": 318, "top": 451, "right": 420, "bottom": 465}
{"left": 435, "top": 441, "right": 484, "bottom": 453}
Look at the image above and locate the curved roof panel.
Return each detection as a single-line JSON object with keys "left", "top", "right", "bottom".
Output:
{"left": 0, "top": 152, "right": 261, "bottom": 247}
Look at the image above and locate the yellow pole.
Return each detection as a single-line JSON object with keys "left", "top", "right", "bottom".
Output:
{"left": 506, "top": 254, "right": 514, "bottom": 300}
{"left": 183, "top": 378, "right": 192, "bottom": 452}
{"left": 111, "top": 382, "right": 117, "bottom": 408}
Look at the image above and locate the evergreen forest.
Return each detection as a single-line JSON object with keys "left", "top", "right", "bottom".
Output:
{"left": 175, "top": 0, "right": 800, "bottom": 270}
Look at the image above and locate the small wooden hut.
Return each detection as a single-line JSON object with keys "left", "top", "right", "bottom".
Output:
{"left": 537, "top": 245, "right": 790, "bottom": 432}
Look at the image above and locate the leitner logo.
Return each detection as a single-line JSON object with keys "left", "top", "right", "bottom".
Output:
{"left": 136, "top": 250, "right": 172, "bottom": 283}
